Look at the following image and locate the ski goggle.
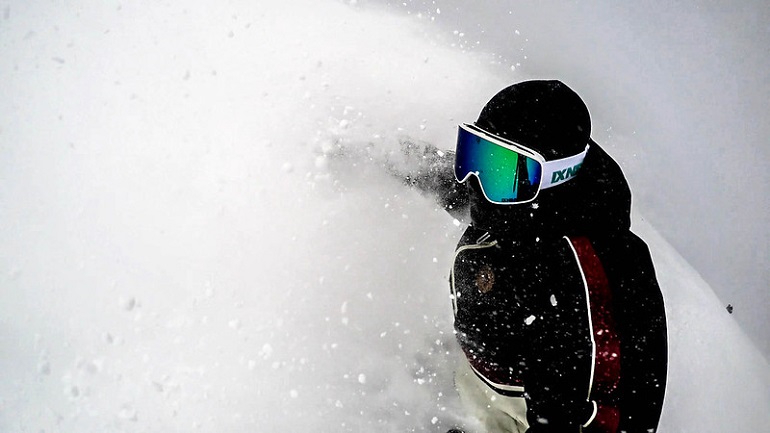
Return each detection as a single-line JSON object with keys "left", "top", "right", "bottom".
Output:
{"left": 454, "top": 123, "right": 589, "bottom": 204}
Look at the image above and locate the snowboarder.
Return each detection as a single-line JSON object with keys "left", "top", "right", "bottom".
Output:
{"left": 396, "top": 80, "right": 668, "bottom": 433}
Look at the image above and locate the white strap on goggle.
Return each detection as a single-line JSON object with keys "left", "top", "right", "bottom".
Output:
{"left": 541, "top": 145, "right": 590, "bottom": 189}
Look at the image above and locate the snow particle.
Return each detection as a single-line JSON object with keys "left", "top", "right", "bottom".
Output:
{"left": 259, "top": 343, "right": 273, "bottom": 359}
{"left": 289, "top": 389, "right": 299, "bottom": 398}
{"left": 121, "top": 297, "right": 136, "bottom": 311}
{"left": 314, "top": 155, "right": 328, "bottom": 169}
{"left": 358, "top": 373, "right": 366, "bottom": 384}
{"left": 117, "top": 404, "right": 139, "bottom": 422}
{"left": 67, "top": 385, "right": 80, "bottom": 398}
{"left": 524, "top": 315, "right": 536, "bottom": 325}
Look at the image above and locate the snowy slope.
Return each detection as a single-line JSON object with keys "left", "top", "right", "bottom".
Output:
{"left": 634, "top": 220, "right": 770, "bottom": 433}
{"left": 0, "top": 1, "right": 768, "bottom": 432}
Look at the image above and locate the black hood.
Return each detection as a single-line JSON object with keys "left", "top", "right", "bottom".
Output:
{"left": 467, "top": 80, "right": 631, "bottom": 241}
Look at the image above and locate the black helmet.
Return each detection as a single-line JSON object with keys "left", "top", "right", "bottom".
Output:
{"left": 476, "top": 80, "right": 591, "bottom": 160}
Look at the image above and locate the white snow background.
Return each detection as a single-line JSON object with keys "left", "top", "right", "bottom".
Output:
{"left": 1, "top": 1, "right": 768, "bottom": 432}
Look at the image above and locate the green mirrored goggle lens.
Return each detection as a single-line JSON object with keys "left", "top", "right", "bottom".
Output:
{"left": 454, "top": 125, "right": 543, "bottom": 204}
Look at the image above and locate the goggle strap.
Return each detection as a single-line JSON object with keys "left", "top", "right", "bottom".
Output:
{"left": 541, "top": 145, "right": 590, "bottom": 189}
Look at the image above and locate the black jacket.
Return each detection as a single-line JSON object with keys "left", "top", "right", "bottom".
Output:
{"left": 408, "top": 140, "right": 667, "bottom": 433}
